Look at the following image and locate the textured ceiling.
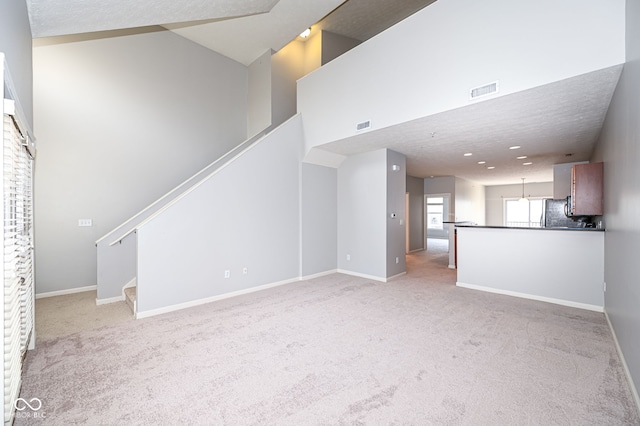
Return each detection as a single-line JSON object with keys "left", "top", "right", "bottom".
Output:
{"left": 28, "top": 0, "right": 280, "bottom": 39}
{"left": 317, "top": 65, "right": 623, "bottom": 186}
{"left": 317, "top": 0, "right": 437, "bottom": 42}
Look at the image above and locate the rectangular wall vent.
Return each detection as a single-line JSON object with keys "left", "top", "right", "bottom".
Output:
{"left": 356, "top": 120, "right": 372, "bottom": 132}
{"left": 470, "top": 81, "right": 499, "bottom": 99}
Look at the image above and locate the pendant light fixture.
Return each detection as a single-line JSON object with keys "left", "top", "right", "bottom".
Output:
{"left": 519, "top": 177, "right": 529, "bottom": 204}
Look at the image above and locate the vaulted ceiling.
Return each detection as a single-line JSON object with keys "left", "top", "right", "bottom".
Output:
{"left": 27, "top": 0, "right": 619, "bottom": 186}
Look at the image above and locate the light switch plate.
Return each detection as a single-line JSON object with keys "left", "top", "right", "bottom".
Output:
{"left": 78, "top": 219, "right": 92, "bottom": 227}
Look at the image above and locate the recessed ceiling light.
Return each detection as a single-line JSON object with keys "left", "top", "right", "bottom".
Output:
{"left": 477, "top": 161, "right": 486, "bottom": 164}
{"left": 523, "top": 162, "right": 533, "bottom": 166}
{"left": 464, "top": 153, "right": 473, "bottom": 156}
{"left": 517, "top": 156, "right": 527, "bottom": 160}
{"left": 509, "top": 146, "right": 521, "bottom": 150}
{"left": 487, "top": 166, "right": 495, "bottom": 170}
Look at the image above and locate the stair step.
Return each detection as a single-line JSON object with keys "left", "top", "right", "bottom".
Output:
{"left": 124, "top": 286, "right": 136, "bottom": 315}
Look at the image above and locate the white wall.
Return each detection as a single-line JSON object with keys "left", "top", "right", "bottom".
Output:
{"left": 485, "top": 182, "right": 553, "bottom": 226}
{"left": 136, "top": 116, "right": 303, "bottom": 314}
{"left": 298, "top": 0, "right": 625, "bottom": 151}
{"left": 457, "top": 227, "right": 604, "bottom": 310}
{"left": 337, "top": 149, "right": 388, "bottom": 279}
{"left": 0, "top": 0, "right": 33, "bottom": 127}
{"left": 455, "top": 177, "right": 485, "bottom": 225}
{"left": 301, "top": 163, "right": 337, "bottom": 277}
{"left": 33, "top": 29, "right": 248, "bottom": 294}
{"left": 590, "top": 0, "right": 640, "bottom": 401}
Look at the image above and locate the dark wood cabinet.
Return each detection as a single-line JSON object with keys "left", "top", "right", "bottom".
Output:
{"left": 570, "top": 162, "right": 603, "bottom": 216}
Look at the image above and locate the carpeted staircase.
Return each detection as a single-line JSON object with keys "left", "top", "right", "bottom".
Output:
{"left": 124, "top": 286, "right": 136, "bottom": 315}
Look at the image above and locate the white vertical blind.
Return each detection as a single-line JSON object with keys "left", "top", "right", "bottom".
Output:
{"left": 2, "top": 110, "right": 34, "bottom": 423}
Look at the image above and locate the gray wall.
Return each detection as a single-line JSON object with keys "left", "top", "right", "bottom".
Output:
{"left": 247, "top": 50, "right": 272, "bottom": 137}
{"left": 425, "top": 176, "right": 455, "bottom": 224}
{"left": 406, "top": 175, "right": 424, "bottom": 252}
{"left": 272, "top": 42, "right": 305, "bottom": 131}
{"left": 553, "top": 161, "right": 588, "bottom": 198}
{"left": 591, "top": 0, "right": 640, "bottom": 400}
{"left": 386, "top": 151, "right": 407, "bottom": 277}
{"left": 301, "top": 163, "right": 337, "bottom": 277}
{"left": 485, "top": 182, "right": 553, "bottom": 226}
{"left": 337, "top": 149, "right": 388, "bottom": 279}
{"left": 33, "top": 29, "right": 248, "bottom": 294}
{"left": 337, "top": 149, "right": 406, "bottom": 280}
{"left": 321, "top": 31, "right": 361, "bottom": 65}
{"left": 0, "top": 0, "right": 33, "bottom": 128}
{"left": 137, "top": 115, "right": 302, "bottom": 313}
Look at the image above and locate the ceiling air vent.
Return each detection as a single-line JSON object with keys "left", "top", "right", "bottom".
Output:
{"left": 356, "top": 120, "right": 372, "bottom": 132}
{"left": 470, "top": 81, "right": 499, "bottom": 100}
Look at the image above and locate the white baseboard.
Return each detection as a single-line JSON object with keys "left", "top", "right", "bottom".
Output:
{"left": 387, "top": 271, "right": 407, "bottom": 281}
{"left": 300, "top": 269, "right": 337, "bottom": 281}
{"left": 36, "top": 285, "right": 97, "bottom": 299}
{"left": 408, "top": 248, "right": 425, "bottom": 253}
{"left": 136, "top": 277, "right": 300, "bottom": 319}
{"left": 96, "top": 295, "right": 125, "bottom": 305}
{"left": 456, "top": 281, "right": 604, "bottom": 312}
{"left": 336, "top": 269, "right": 387, "bottom": 282}
{"left": 448, "top": 265, "right": 456, "bottom": 269}
{"left": 605, "top": 310, "right": 640, "bottom": 413}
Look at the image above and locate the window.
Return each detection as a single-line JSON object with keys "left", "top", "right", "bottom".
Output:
{"left": 426, "top": 197, "right": 444, "bottom": 230}
{"left": 504, "top": 198, "right": 543, "bottom": 227}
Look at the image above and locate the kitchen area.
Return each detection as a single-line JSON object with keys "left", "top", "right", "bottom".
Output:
{"left": 454, "top": 162, "right": 606, "bottom": 311}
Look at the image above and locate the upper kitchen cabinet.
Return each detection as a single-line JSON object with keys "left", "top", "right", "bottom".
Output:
{"left": 570, "top": 162, "right": 603, "bottom": 216}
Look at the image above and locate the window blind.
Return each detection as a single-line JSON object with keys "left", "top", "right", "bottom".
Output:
{"left": 2, "top": 110, "right": 34, "bottom": 423}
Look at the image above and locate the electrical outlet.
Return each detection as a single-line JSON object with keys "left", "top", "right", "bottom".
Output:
{"left": 396, "top": 257, "right": 399, "bottom": 264}
{"left": 603, "top": 282, "right": 607, "bottom": 292}
{"left": 243, "top": 267, "right": 248, "bottom": 275}
{"left": 78, "top": 219, "right": 92, "bottom": 227}
{"left": 224, "top": 270, "right": 230, "bottom": 278}
{"left": 346, "top": 254, "right": 351, "bottom": 261}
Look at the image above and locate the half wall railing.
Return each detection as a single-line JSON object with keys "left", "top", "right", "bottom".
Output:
{"left": 95, "top": 128, "right": 271, "bottom": 303}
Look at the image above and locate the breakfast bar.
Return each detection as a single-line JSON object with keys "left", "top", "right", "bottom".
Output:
{"left": 455, "top": 225, "right": 605, "bottom": 311}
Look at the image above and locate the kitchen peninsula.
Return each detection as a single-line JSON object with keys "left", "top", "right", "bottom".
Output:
{"left": 455, "top": 225, "right": 604, "bottom": 311}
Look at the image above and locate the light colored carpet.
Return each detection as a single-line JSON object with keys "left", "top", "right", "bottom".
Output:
{"left": 16, "top": 243, "right": 640, "bottom": 425}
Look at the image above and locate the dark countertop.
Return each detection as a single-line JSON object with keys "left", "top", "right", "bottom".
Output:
{"left": 455, "top": 225, "right": 605, "bottom": 232}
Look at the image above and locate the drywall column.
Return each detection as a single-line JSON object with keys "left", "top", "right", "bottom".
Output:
{"left": 386, "top": 151, "right": 407, "bottom": 277}
{"left": 337, "top": 149, "right": 406, "bottom": 281}
{"left": 406, "top": 175, "right": 425, "bottom": 252}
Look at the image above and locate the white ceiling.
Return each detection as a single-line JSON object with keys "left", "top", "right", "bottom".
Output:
{"left": 318, "top": 65, "right": 623, "bottom": 185}
{"left": 27, "top": 0, "right": 622, "bottom": 186}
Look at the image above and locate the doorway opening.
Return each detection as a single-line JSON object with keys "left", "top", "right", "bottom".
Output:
{"left": 424, "top": 194, "right": 451, "bottom": 253}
